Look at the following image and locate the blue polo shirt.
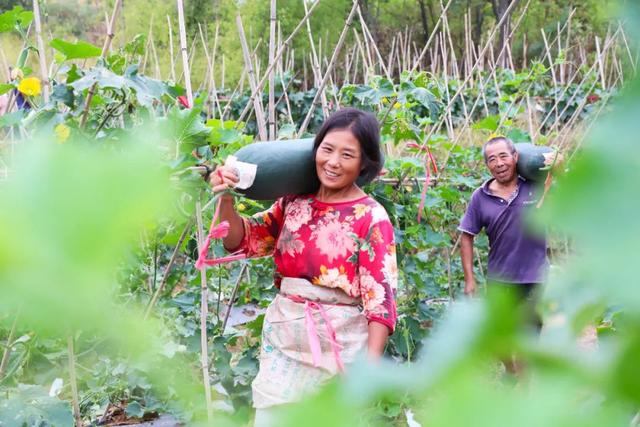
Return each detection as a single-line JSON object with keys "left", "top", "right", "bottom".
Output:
{"left": 458, "top": 176, "right": 548, "bottom": 284}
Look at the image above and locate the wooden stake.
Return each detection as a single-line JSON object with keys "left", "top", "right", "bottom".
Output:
{"left": 195, "top": 199, "right": 213, "bottom": 423}
{"left": 268, "top": 0, "right": 277, "bottom": 139}
{"left": 176, "top": 0, "right": 193, "bottom": 106}
{"left": 80, "top": 0, "right": 123, "bottom": 128}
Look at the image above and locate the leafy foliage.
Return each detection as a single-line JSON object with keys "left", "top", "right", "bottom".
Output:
{"left": 0, "top": 4, "right": 636, "bottom": 425}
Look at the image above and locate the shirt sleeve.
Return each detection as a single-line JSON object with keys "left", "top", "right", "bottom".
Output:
{"left": 358, "top": 210, "right": 397, "bottom": 334}
{"left": 458, "top": 189, "right": 483, "bottom": 235}
{"left": 228, "top": 197, "right": 286, "bottom": 258}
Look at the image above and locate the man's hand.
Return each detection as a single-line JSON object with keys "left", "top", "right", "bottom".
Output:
{"left": 464, "top": 279, "right": 477, "bottom": 296}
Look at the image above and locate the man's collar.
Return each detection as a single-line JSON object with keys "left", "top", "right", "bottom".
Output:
{"left": 481, "top": 175, "right": 526, "bottom": 196}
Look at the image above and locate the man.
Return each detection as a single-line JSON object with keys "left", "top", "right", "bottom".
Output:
{"left": 458, "top": 136, "right": 548, "bottom": 326}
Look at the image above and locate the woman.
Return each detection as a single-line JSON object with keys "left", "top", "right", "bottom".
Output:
{"left": 209, "top": 108, "right": 397, "bottom": 423}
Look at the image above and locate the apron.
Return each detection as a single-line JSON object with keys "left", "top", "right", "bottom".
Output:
{"left": 252, "top": 277, "right": 369, "bottom": 409}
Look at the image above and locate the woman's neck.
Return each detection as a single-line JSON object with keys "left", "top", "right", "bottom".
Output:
{"left": 315, "top": 184, "right": 365, "bottom": 203}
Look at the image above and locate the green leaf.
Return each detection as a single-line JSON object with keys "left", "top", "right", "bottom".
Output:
{"left": 163, "top": 106, "right": 211, "bottom": 150}
{"left": 0, "top": 110, "right": 24, "bottom": 128}
{"left": 0, "top": 385, "right": 74, "bottom": 426}
{"left": 0, "top": 83, "right": 14, "bottom": 95}
{"left": 49, "top": 38, "right": 101, "bottom": 60}
{"left": 0, "top": 6, "right": 34, "bottom": 33}
{"left": 472, "top": 115, "right": 500, "bottom": 131}
{"left": 50, "top": 84, "right": 75, "bottom": 108}
{"left": 506, "top": 127, "right": 531, "bottom": 144}
{"left": 411, "top": 87, "right": 437, "bottom": 110}
{"left": 125, "top": 401, "right": 145, "bottom": 418}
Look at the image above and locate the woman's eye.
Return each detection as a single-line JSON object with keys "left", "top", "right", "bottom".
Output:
{"left": 342, "top": 153, "right": 353, "bottom": 159}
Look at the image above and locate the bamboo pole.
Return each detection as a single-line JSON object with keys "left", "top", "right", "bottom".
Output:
{"left": 176, "top": 0, "right": 193, "bottom": 107}
{"left": 209, "top": 23, "right": 223, "bottom": 118}
{"left": 537, "top": 29, "right": 620, "bottom": 136}
{"left": 410, "top": 0, "right": 454, "bottom": 74}
{"left": 595, "top": 36, "right": 607, "bottom": 90}
{"left": 428, "top": 0, "right": 530, "bottom": 174}
{"left": 356, "top": 5, "right": 391, "bottom": 80}
{"left": 197, "top": 23, "right": 214, "bottom": 110}
{"left": 541, "top": 29, "right": 559, "bottom": 122}
{"left": 167, "top": 15, "right": 176, "bottom": 82}
{"left": 32, "top": 0, "right": 49, "bottom": 102}
{"left": 235, "top": 0, "right": 321, "bottom": 125}
{"left": 195, "top": 200, "right": 214, "bottom": 422}
{"left": 618, "top": 23, "right": 637, "bottom": 73}
{"left": 237, "top": 14, "right": 268, "bottom": 141}
{"left": 268, "top": 0, "right": 277, "bottom": 139}
{"left": 303, "top": 0, "right": 329, "bottom": 116}
{"left": 297, "top": 0, "right": 360, "bottom": 137}
{"left": 353, "top": 29, "right": 370, "bottom": 81}
{"left": 79, "top": 0, "right": 123, "bottom": 128}
{"left": 68, "top": 335, "right": 82, "bottom": 427}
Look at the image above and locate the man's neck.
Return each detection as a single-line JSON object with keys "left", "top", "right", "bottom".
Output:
{"left": 489, "top": 176, "right": 519, "bottom": 199}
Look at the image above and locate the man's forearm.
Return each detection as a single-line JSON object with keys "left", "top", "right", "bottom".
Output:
{"left": 460, "top": 233, "right": 476, "bottom": 285}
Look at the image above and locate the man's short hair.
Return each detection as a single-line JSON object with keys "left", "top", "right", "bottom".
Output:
{"left": 482, "top": 136, "right": 516, "bottom": 163}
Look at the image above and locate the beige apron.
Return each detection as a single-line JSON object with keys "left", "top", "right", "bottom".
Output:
{"left": 252, "top": 277, "right": 369, "bottom": 409}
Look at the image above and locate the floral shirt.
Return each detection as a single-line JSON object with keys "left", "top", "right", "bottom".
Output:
{"left": 233, "top": 194, "right": 398, "bottom": 332}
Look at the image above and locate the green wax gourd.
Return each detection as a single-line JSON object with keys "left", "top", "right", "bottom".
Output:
{"left": 515, "top": 143, "right": 554, "bottom": 182}
{"left": 234, "top": 138, "right": 382, "bottom": 200}
{"left": 234, "top": 138, "right": 320, "bottom": 200}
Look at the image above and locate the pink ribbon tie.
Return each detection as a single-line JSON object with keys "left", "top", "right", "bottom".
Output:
{"left": 288, "top": 295, "right": 345, "bottom": 373}
{"left": 195, "top": 198, "right": 246, "bottom": 270}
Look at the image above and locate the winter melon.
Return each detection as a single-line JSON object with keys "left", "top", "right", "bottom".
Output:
{"left": 233, "top": 138, "right": 381, "bottom": 200}
{"left": 515, "top": 143, "right": 555, "bottom": 182}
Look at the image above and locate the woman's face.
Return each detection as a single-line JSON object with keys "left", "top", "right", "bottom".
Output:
{"left": 315, "top": 128, "right": 363, "bottom": 192}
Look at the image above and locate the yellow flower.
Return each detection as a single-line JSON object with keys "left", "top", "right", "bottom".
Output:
{"left": 393, "top": 102, "right": 401, "bottom": 109}
{"left": 54, "top": 123, "right": 71, "bottom": 143}
{"left": 18, "top": 77, "right": 42, "bottom": 97}
{"left": 236, "top": 203, "right": 246, "bottom": 212}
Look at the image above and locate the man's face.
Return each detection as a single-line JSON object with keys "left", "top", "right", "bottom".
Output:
{"left": 485, "top": 141, "right": 518, "bottom": 184}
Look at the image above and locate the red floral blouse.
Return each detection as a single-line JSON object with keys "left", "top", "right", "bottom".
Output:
{"left": 233, "top": 194, "right": 398, "bottom": 332}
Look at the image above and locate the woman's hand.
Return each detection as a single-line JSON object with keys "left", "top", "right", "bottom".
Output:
{"left": 208, "top": 165, "right": 240, "bottom": 193}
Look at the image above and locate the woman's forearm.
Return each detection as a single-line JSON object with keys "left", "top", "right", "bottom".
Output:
{"left": 367, "top": 322, "right": 389, "bottom": 359}
{"left": 218, "top": 194, "right": 245, "bottom": 250}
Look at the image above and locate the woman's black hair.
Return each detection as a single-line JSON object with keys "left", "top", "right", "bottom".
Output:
{"left": 312, "top": 108, "right": 382, "bottom": 184}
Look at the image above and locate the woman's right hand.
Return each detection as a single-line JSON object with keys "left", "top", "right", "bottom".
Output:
{"left": 208, "top": 165, "right": 240, "bottom": 193}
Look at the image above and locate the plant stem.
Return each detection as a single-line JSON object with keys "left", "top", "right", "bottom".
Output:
{"left": 144, "top": 218, "right": 194, "bottom": 319}
{"left": 0, "top": 316, "right": 18, "bottom": 380}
